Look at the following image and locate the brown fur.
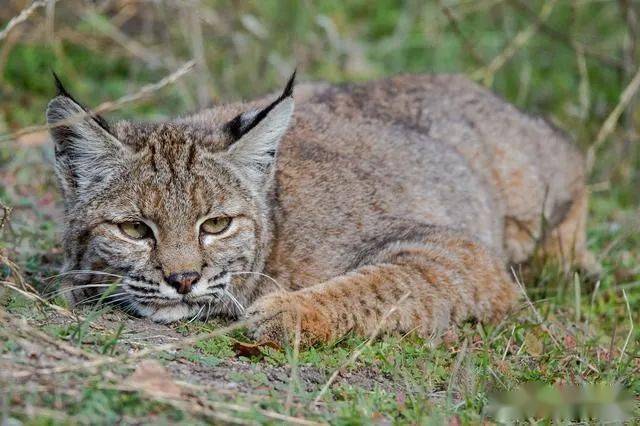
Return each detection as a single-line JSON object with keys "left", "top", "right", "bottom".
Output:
{"left": 47, "top": 73, "right": 594, "bottom": 345}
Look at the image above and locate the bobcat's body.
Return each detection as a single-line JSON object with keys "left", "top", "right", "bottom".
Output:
{"left": 47, "top": 74, "right": 593, "bottom": 345}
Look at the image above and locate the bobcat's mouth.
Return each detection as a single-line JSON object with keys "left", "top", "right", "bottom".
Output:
{"left": 119, "top": 270, "right": 242, "bottom": 323}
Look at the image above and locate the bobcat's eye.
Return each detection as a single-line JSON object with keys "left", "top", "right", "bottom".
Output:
{"left": 201, "top": 217, "right": 231, "bottom": 235}
{"left": 118, "top": 221, "right": 152, "bottom": 239}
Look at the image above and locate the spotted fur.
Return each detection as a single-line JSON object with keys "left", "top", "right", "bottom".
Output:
{"left": 47, "top": 73, "right": 594, "bottom": 344}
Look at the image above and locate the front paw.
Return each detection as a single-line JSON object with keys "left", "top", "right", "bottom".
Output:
{"left": 245, "top": 293, "right": 332, "bottom": 347}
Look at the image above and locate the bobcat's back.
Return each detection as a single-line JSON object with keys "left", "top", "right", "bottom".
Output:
{"left": 266, "top": 74, "right": 587, "bottom": 289}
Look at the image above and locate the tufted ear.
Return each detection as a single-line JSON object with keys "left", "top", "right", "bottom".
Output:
{"left": 224, "top": 71, "right": 295, "bottom": 185}
{"left": 46, "top": 74, "right": 128, "bottom": 204}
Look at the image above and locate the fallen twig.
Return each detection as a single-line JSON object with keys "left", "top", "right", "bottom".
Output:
{"left": 586, "top": 64, "right": 640, "bottom": 172}
{"left": 6, "top": 317, "right": 254, "bottom": 378}
{"left": 0, "top": 0, "right": 58, "bottom": 42}
{"left": 0, "top": 60, "right": 195, "bottom": 143}
{"left": 0, "top": 308, "right": 99, "bottom": 361}
{"left": 437, "top": 0, "right": 485, "bottom": 66}
{"left": 0, "top": 280, "right": 78, "bottom": 319}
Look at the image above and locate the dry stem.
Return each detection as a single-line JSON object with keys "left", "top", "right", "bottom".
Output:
{"left": 587, "top": 64, "right": 640, "bottom": 172}
{"left": 472, "top": 0, "right": 558, "bottom": 86}
{"left": 0, "top": 0, "right": 58, "bottom": 42}
{"left": 0, "top": 60, "right": 195, "bottom": 143}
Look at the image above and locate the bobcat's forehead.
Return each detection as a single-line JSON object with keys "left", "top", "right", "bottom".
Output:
{"left": 110, "top": 121, "right": 242, "bottom": 221}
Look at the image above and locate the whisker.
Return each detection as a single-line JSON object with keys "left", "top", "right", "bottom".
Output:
{"left": 229, "top": 271, "right": 287, "bottom": 292}
{"left": 218, "top": 292, "right": 232, "bottom": 313}
{"left": 224, "top": 289, "right": 245, "bottom": 315}
{"left": 116, "top": 298, "right": 139, "bottom": 315}
{"left": 77, "top": 291, "right": 126, "bottom": 306}
{"left": 96, "top": 295, "right": 133, "bottom": 309}
{"left": 188, "top": 304, "right": 206, "bottom": 324}
{"left": 44, "top": 284, "right": 117, "bottom": 299}
{"left": 205, "top": 300, "right": 212, "bottom": 323}
{"left": 45, "top": 270, "right": 125, "bottom": 281}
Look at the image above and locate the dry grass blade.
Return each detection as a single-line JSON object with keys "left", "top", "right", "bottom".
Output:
{"left": 0, "top": 201, "right": 11, "bottom": 230}
{"left": 511, "top": 269, "right": 602, "bottom": 373}
{"left": 108, "top": 383, "right": 326, "bottom": 425}
{"left": 617, "top": 289, "right": 634, "bottom": 366}
{"left": 446, "top": 337, "right": 468, "bottom": 402}
{"left": 0, "top": 60, "right": 196, "bottom": 143}
{"left": 133, "top": 392, "right": 253, "bottom": 425}
{"left": 0, "top": 308, "right": 99, "bottom": 360}
{"left": 437, "top": 0, "right": 485, "bottom": 66}
{"left": 0, "top": 0, "right": 56, "bottom": 42}
{"left": 472, "top": 0, "right": 558, "bottom": 86}
{"left": 6, "top": 316, "right": 257, "bottom": 378}
{"left": 510, "top": 267, "right": 560, "bottom": 348}
{"left": 0, "top": 280, "right": 79, "bottom": 320}
{"left": 83, "top": 9, "right": 165, "bottom": 68}
{"left": 285, "top": 312, "right": 302, "bottom": 413}
{"left": 312, "top": 292, "right": 412, "bottom": 406}
{"left": 509, "top": 0, "right": 624, "bottom": 71}
{"left": 206, "top": 400, "right": 324, "bottom": 426}
{"left": 170, "top": 381, "right": 326, "bottom": 425}
{"left": 0, "top": 242, "right": 35, "bottom": 292}
{"left": 587, "top": 64, "right": 640, "bottom": 172}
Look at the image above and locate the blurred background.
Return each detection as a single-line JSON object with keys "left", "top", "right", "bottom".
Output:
{"left": 0, "top": 1, "right": 638, "bottom": 423}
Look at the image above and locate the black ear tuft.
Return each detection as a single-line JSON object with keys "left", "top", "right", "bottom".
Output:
{"left": 224, "top": 70, "right": 296, "bottom": 141}
{"left": 52, "top": 71, "right": 73, "bottom": 98}
{"left": 281, "top": 69, "right": 296, "bottom": 99}
{"left": 50, "top": 71, "right": 112, "bottom": 134}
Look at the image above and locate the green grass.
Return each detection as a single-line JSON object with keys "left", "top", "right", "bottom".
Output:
{"left": 1, "top": 0, "right": 639, "bottom": 424}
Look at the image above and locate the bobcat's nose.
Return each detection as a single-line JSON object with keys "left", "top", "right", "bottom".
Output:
{"left": 165, "top": 271, "right": 200, "bottom": 294}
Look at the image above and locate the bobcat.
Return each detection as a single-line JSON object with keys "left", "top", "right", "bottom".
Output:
{"left": 47, "top": 72, "right": 595, "bottom": 345}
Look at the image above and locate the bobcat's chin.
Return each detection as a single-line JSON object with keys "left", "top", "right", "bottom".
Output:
{"left": 125, "top": 283, "right": 245, "bottom": 324}
{"left": 132, "top": 300, "right": 207, "bottom": 323}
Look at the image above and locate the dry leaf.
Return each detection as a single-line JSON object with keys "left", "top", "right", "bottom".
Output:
{"left": 563, "top": 334, "right": 577, "bottom": 350}
{"left": 448, "top": 415, "right": 462, "bottom": 426}
{"left": 126, "top": 360, "right": 182, "bottom": 398}
{"left": 232, "top": 340, "right": 280, "bottom": 358}
{"left": 442, "top": 329, "right": 459, "bottom": 349}
{"left": 395, "top": 391, "right": 406, "bottom": 410}
{"left": 524, "top": 331, "right": 543, "bottom": 357}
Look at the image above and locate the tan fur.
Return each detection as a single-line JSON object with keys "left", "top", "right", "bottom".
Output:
{"left": 47, "top": 73, "right": 594, "bottom": 345}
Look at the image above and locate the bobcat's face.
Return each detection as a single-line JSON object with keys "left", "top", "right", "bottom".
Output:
{"left": 65, "top": 128, "right": 264, "bottom": 322}
{"left": 46, "top": 74, "right": 295, "bottom": 322}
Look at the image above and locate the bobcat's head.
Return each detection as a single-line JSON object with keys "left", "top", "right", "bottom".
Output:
{"left": 46, "top": 73, "right": 295, "bottom": 322}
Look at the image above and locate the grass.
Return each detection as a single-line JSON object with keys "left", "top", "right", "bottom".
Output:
{"left": 1, "top": 0, "right": 639, "bottom": 424}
